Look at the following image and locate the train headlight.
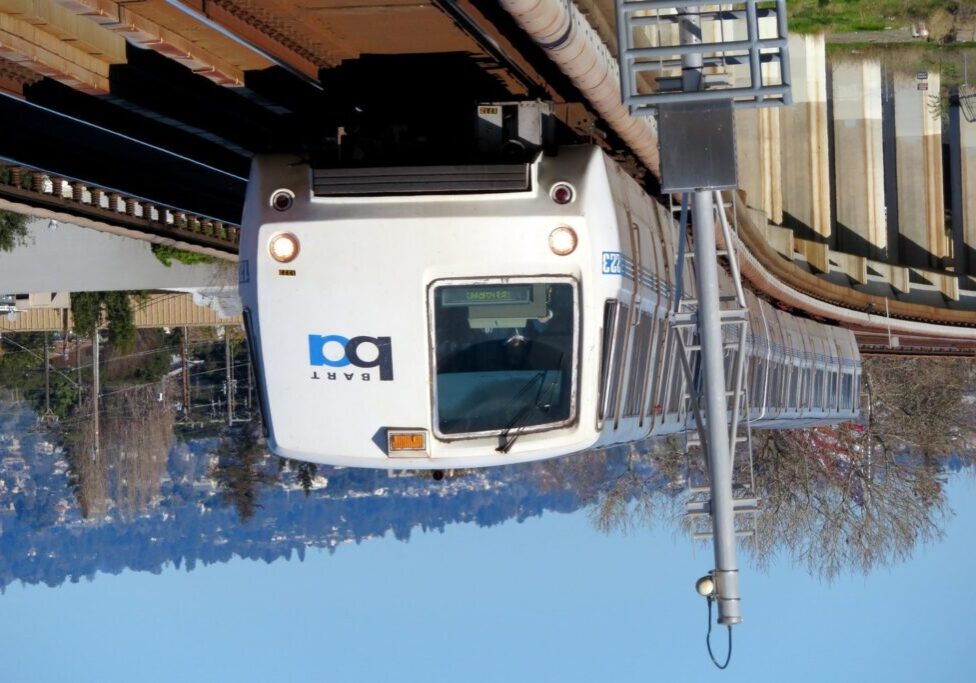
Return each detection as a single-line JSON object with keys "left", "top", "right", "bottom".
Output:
{"left": 548, "top": 226, "right": 577, "bottom": 256}
{"left": 549, "top": 182, "right": 575, "bottom": 204}
{"left": 269, "top": 233, "right": 300, "bottom": 263}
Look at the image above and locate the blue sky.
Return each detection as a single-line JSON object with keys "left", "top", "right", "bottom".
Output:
{"left": 2, "top": 475, "right": 974, "bottom": 683}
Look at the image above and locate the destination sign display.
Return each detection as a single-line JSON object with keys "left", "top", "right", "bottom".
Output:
{"left": 442, "top": 285, "right": 533, "bottom": 307}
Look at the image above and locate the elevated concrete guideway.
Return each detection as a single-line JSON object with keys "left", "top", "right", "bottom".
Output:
{"left": 735, "top": 33, "right": 976, "bottom": 312}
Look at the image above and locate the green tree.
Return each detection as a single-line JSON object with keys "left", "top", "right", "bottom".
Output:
{"left": 69, "top": 291, "right": 145, "bottom": 351}
{"left": 0, "top": 209, "right": 30, "bottom": 252}
{"left": 211, "top": 422, "right": 277, "bottom": 522}
{"left": 103, "top": 292, "right": 137, "bottom": 351}
{"left": 70, "top": 292, "right": 102, "bottom": 337}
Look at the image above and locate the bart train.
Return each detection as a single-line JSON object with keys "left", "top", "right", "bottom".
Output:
{"left": 239, "top": 145, "right": 860, "bottom": 469}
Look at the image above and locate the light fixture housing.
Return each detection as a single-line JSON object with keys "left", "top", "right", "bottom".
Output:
{"left": 269, "top": 233, "right": 300, "bottom": 263}
{"left": 270, "top": 188, "right": 294, "bottom": 212}
{"left": 548, "top": 226, "right": 578, "bottom": 256}
{"left": 696, "top": 575, "right": 715, "bottom": 597}
{"left": 387, "top": 429, "right": 429, "bottom": 456}
{"left": 549, "top": 182, "right": 575, "bottom": 204}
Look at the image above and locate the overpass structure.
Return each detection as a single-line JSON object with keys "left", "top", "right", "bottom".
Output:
{"left": 0, "top": 0, "right": 974, "bottom": 345}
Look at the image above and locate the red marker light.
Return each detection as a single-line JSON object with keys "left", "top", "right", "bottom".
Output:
{"left": 550, "top": 182, "right": 575, "bottom": 205}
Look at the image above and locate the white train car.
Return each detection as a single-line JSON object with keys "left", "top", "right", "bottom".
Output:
{"left": 239, "top": 145, "right": 860, "bottom": 469}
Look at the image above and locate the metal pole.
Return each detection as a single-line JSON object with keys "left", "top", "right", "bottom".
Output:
{"left": 679, "top": 7, "right": 703, "bottom": 93}
{"left": 225, "top": 332, "right": 232, "bottom": 426}
{"left": 76, "top": 337, "right": 81, "bottom": 410}
{"left": 681, "top": 5, "right": 741, "bottom": 626}
{"left": 92, "top": 329, "right": 100, "bottom": 461}
{"left": 692, "top": 194, "right": 741, "bottom": 625}
{"left": 44, "top": 330, "right": 50, "bottom": 415}
{"left": 181, "top": 326, "right": 190, "bottom": 417}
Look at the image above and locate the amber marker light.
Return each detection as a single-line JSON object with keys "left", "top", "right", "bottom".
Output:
{"left": 269, "top": 233, "right": 299, "bottom": 263}
{"left": 548, "top": 226, "right": 577, "bottom": 255}
{"left": 387, "top": 430, "right": 428, "bottom": 455}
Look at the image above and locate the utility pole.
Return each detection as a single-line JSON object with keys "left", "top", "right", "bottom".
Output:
{"left": 43, "top": 330, "right": 51, "bottom": 416}
{"left": 246, "top": 349, "right": 254, "bottom": 413}
{"left": 181, "top": 326, "right": 190, "bottom": 417}
{"left": 225, "top": 332, "right": 233, "bottom": 426}
{"left": 76, "top": 336, "right": 81, "bottom": 410}
{"left": 92, "top": 329, "right": 100, "bottom": 461}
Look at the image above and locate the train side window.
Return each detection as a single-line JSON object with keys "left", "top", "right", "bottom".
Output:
{"left": 599, "top": 301, "right": 629, "bottom": 421}
{"left": 841, "top": 372, "right": 854, "bottom": 410}
{"left": 647, "top": 323, "right": 670, "bottom": 418}
{"left": 723, "top": 345, "right": 738, "bottom": 395}
{"left": 813, "top": 368, "right": 824, "bottom": 409}
{"left": 769, "top": 363, "right": 782, "bottom": 408}
{"left": 802, "top": 367, "right": 813, "bottom": 408}
{"left": 787, "top": 365, "right": 798, "bottom": 409}
{"left": 828, "top": 371, "right": 839, "bottom": 410}
{"left": 751, "top": 359, "right": 765, "bottom": 407}
{"left": 598, "top": 301, "right": 618, "bottom": 420}
{"left": 624, "top": 310, "right": 655, "bottom": 417}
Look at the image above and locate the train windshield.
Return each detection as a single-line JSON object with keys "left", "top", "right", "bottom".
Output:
{"left": 431, "top": 280, "right": 577, "bottom": 437}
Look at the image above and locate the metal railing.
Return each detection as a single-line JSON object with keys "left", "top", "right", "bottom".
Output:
{"left": 0, "top": 160, "right": 240, "bottom": 251}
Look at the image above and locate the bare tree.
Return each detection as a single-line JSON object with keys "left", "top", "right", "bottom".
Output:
{"left": 547, "top": 357, "right": 973, "bottom": 581}
{"left": 747, "top": 426, "right": 950, "bottom": 581}
{"left": 64, "top": 384, "right": 174, "bottom": 518}
{"left": 534, "top": 440, "right": 686, "bottom": 534}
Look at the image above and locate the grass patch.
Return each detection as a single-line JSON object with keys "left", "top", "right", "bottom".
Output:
{"left": 827, "top": 42, "right": 976, "bottom": 88}
{"left": 788, "top": 0, "right": 969, "bottom": 35}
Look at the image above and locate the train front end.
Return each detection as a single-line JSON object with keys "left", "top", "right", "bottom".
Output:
{"left": 239, "top": 147, "right": 614, "bottom": 469}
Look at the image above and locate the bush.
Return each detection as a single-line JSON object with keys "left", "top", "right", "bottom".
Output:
{"left": 0, "top": 209, "right": 30, "bottom": 252}
{"left": 151, "top": 244, "right": 217, "bottom": 267}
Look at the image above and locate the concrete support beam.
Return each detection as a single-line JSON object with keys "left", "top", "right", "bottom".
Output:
{"left": 829, "top": 252, "right": 868, "bottom": 284}
{"left": 867, "top": 260, "right": 910, "bottom": 293}
{"left": 735, "top": 106, "right": 781, "bottom": 224}
{"left": 795, "top": 237, "right": 829, "bottom": 273}
{"left": 831, "top": 60, "right": 886, "bottom": 255}
{"left": 765, "top": 222, "right": 795, "bottom": 260}
{"left": 779, "top": 33, "right": 830, "bottom": 239}
{"left": 911, "top": 267, "right": 959, "bottom": 301}
{"left": 894, "top": 72, "right": 947, "bottom": 266}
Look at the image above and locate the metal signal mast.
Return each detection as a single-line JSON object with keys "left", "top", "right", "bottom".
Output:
{"left": 614, "top": 0, "right": 792, "bottom": 660}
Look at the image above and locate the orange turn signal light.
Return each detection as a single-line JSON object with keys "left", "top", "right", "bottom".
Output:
{"left": 388, "top": 430, "right": 427, "bottom": 453}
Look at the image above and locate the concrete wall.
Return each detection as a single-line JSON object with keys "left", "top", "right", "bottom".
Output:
{"left": 0, "top": 219, "right": 236, "bottom": 293}
{"left": 831, "top": 60, "right": 887, "bottom": 255}
{"left": 893, "top": 72, "right": 946, "bottom": 267}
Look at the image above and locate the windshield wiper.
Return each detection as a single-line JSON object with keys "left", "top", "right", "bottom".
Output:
{"left": 496, "top": 355, "right": 563, "bottom": 454}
